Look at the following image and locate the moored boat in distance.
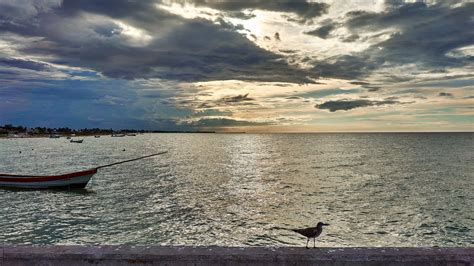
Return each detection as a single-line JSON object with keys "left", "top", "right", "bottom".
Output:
{"left": 70, "top": 139, "right": 84, "bottom": 143}
{"left": 0, "top": 168, "right": 97, "bottom": 189}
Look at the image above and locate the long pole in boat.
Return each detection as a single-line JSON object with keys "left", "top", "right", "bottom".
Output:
{"left": 96, "top": 151, "right": 168, "bottom": 170}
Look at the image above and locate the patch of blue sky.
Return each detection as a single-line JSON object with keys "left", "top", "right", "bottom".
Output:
{"left": 1, "top": 78, "right": 142, "bottom": 128}
{"left": 416, "top": 114, "right": 474, "bottom": 124}
{"left": 410, "top": 78, "right": 474, "bottom": 88}
{"left": 413, "top": 106, "right": 468, "bottom": 115}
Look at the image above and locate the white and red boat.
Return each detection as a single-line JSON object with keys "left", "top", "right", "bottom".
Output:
{"left": 0, "top": 168, "right": 97, "bottom": 189}
{"left": 0, "top": 151, "right": 167, "bottom": 189}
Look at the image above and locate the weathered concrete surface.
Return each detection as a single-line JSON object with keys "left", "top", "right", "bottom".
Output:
{"left": 1, "top": 246, "right": 473, "bottom": 266}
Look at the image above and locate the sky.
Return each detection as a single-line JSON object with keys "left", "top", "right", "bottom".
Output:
{"left": 0, "top": 0, "right": 473, "bottom": 132}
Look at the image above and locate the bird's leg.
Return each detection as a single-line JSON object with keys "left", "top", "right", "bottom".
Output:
{"left": 313, "top": 238, "right": 316, "bottom": 248}
{"left": 306, "top": 238, "right": 309, "bottom": 249}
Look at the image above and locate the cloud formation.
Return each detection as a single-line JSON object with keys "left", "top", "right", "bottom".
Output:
{"left": 1, "top": 0, "right": 472, "bottom": 131}
{"left": 0, "top": 0, "right": 312, "bottom": 83}
{"left": 183, "top": 117, "right": 270, "bottom": 128}
{"left": 221, "top": 93, "right": 254, "bottom": 104}
{"left": 312, "top": 2, "right": 474, "bottom": 81}
{"left": 180, "top": 0, "right": 329, "bottom": 21}
{"left": 315, "top": 99, "right": 399, "bottom": 112}
{"left": 305, "top": 21, "right": 336, "bottom": 39}
{"left": 0, "top": 58, "right": 51, "bottom": 72}
{"left": 439, "top": 92, "right": 454, "bottom": 97}
{"left": 0, "top": 0, "right": 62, "bottom": 22}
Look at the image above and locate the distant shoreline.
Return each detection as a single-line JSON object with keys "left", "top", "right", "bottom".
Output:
{"left": 1, "top": 124, "right": 473, "bottom": 137}
{"left": 0, "top": 131, "right": 216, "bottom": 139}
{"left": 0, "top": 123, "right": 216, "bottom": 138}
{"left": 2, "top": 131, "right": 474, "bottom": 138}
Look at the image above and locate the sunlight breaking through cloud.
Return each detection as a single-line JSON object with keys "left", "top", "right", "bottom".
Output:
{"left": 0, "top": 0, "right": 472, "bottom": 131}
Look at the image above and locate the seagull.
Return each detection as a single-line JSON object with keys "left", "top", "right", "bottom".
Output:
{"left": 291, "top": 222, "right": 329, "bottom": 248}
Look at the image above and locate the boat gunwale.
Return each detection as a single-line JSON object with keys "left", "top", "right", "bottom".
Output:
{"left": 0, "top": 168, "right": 97, "bottom": 182}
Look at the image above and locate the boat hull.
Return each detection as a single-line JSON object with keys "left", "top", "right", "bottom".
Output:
{"left": 0, "top": 169, "right": 97, "bottom": 189}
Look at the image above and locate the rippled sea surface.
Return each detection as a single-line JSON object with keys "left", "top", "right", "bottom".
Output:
{"left": 1, "top": 133, "right": 473, "bottom": 247}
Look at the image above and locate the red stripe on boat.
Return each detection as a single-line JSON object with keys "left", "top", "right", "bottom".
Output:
{"left": 0, "top": 168, "right": 97, "bottom": 182}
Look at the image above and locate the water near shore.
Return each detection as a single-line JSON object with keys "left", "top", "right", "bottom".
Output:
{"left": 1, "top": 133, "right": 472, "bottom": 247}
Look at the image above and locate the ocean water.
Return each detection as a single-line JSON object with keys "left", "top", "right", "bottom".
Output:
{"left": 0, "top": 133, "right": 473, "bottom": 247}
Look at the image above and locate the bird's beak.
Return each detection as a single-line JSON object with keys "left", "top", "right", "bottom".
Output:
{"left": 323, "top": 223, "right": 330, "bottom": 226}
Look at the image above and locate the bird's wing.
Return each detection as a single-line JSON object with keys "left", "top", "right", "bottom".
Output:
{"left": 292, "top": 227, "right": 314, "bottom": 236}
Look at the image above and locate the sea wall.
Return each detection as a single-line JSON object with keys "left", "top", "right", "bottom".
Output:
{"left": 1, "top": 246, "right": 473, "bottom": 266}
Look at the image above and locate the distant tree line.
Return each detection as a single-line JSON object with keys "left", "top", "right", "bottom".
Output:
{"left": 0, "top": 124, "right": 27, "bottom": 133}
{"left": 0, "top": 124, "right": 213, "bottom": 136}
{"left": 1, "top": 124, "right": 131, "bottom": 136}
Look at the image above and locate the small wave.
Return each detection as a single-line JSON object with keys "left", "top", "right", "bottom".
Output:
{"left": 325, "top": 162, "right": 365, "bottom": 169}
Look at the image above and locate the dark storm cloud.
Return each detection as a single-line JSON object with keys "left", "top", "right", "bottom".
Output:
{"left": 222, "top": 93, "right": 254, "bottom": 103}
{"left": 439, "top": 92, "right": 454, "bottom": 97}
{"left": 92, "top": 22, "right": 122, "bottom": 37}
{"left": 59, "top": 0, "right": 171, "bottom": 24}
{"left": 349, "top": 81, "right": 382, "bottom": 92}
{"left": 0, "top": 58, "right": 51, "bottom": 72}
{"left": 274, "top": 32, "right": 281, "bottom": 41}
{"left": 0, "top": 0, "right": 62, "bottom": 22}
{"left": 366, "top": 86, "right": 382, "bottom": 92}
{"left": 214, "top": 17, "right": 245, "bottom": 31}
{"left": 349, "top": 81, "right": 370, "bottom": 86}
{"left": 0, "top": 0, "right": 313, "bottom": 83}
{"left": 346, "top": 2, "right": 474, "bottom": 55}
{"left": 314, "top": 54, "right": 379, "bottom": 80}
{"left": 224, "top": 11, "right": 256, "bottom": 20}
{"left": 315, "top": 99, "right": 399, "bottom": 112}
{"left": 184, "top": 0, "right": 329, "bottom": 21}
{"left": 305, "top": 22, "right": 336, "bottom": 39}
{"left": 313, "top": 2, "right": 474, "bottom": 80}
{"left": 305, "top": 24, "right": 333, "bottom": 39}
{"left": 342, "top": 34, "right": 360, "bottom": 43}
{"left": 190, "top": 93, "right": 256, "bottom": 109}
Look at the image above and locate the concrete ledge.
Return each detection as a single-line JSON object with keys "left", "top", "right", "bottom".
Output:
{"left": 1, "top": 246, "right": 473, "bottom": 266}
